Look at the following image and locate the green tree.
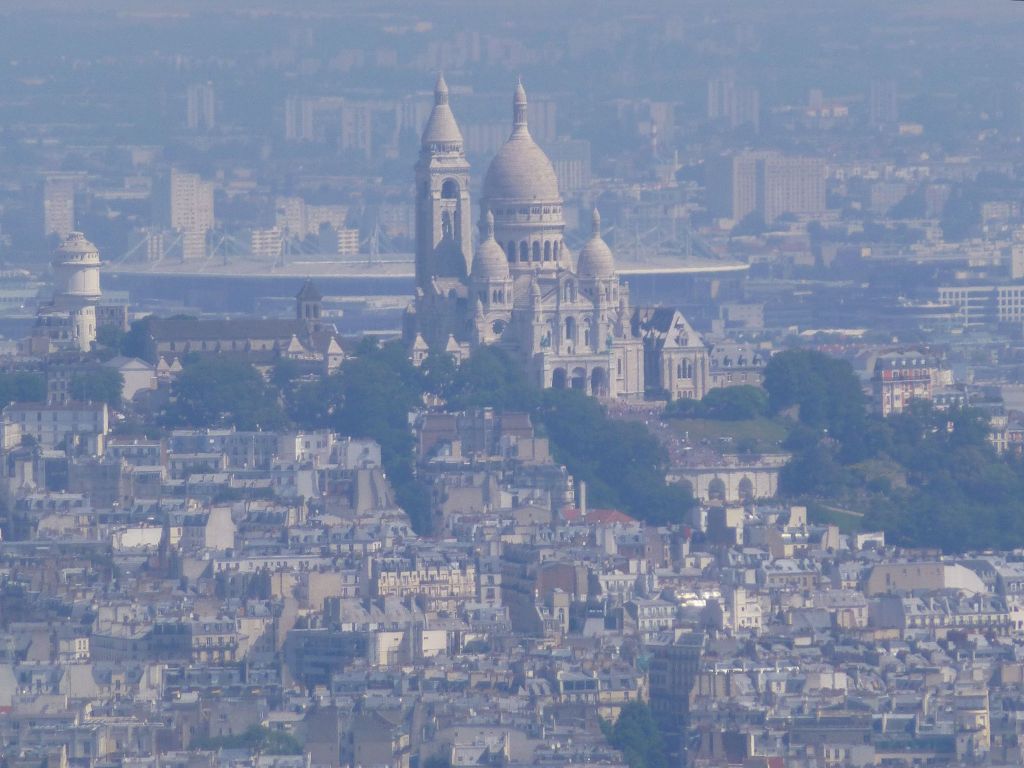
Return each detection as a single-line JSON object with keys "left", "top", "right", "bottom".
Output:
{"left": 164, "top": 358, "right": 285, "bottom": 431}
{"left": 290, "top": 340, "right": 434, "bottom": 534}
{"left": 605, "top": 702, "right": 668, "bottom": 768}
{"left": 445, "top": 345, "right": 537, "bottom": 411}
{"left": 95, "top": 324, "right": 126, "bottom": 352}
{"left": 0, "top": 372, "right": 46, "bottom": 405}
{"left": 192, "top": 725, "right": 302, "bottom": 755}
{"left": 121, "top": 316, "right": 155, "bottom": 362}
{"left": 70, "top": 366, "right": 124, "bottom": 408}
{"left": 665, "top": 385, "right": 767, "bottom": 421}
{"left": 762, "top": 349, "right": 866, "bottom": 444}
{"left": 421, "top": 352, "right": 458, "bottom": 396}
{"left": 540, "top": 389, "right": 693, "bottom": 525}
{"left": 731, "top": 211, "right": 766, "bottom": 237}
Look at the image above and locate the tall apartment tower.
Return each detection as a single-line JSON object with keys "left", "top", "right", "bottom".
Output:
{"left": 170, "top": 169, "right": 215, "bottom": 260}
{"left": 43, "top": 177, "right": 76, "bottom": 239}
{"left": 708, "top": 77, "right": 761, "bottom": 132}
{"left": 414, "top": 74, "right": 473, "bottom": 291}
{"left": 869, "top": 79, "right": 899, "bottom": 126}
{"left": 706, "top": 151, "right": 825, "bottom": 224}
{"left": 186, "top": 81, "right": 216, "bottom": 131}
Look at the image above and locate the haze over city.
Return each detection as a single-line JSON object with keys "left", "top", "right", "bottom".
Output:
{"left": 3, "top": 3, "right": 1024, "bottom": 768}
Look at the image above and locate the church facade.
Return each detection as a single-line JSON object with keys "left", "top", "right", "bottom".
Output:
{"left": 407, "top": 76, "right": 708, "bottom": 401}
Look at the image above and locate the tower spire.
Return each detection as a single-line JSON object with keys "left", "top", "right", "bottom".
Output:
{"left": 513, "top": 77, "right": 528, "bottom": 130}
{"left": 592, "top": 208, "right": 602, "bottom": 237}
{"left": 434, "top": 72, "right": 449, "bottom": 105}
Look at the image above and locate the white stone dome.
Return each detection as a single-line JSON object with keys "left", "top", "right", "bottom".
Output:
{"left": 55, "top": 231, "right": 100, "bottom": 263}
{"left": 576, "top": 209, "right": 615, "bottom": 278}
{"left": 482, "top": 81, "right": 560, "bottom": 203}
{"left": 471, "top": 211, "right": 510, "bottom": 281}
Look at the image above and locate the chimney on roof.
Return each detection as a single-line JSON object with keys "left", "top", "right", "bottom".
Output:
{"left": 579, "top": 481, "right": 587, "bottom": 519}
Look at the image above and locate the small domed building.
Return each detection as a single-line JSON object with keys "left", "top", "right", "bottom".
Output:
{"left": 408, "top": 78, "right": 707, "bottom": 400}
{"left": 34, "top": 231, "right": 103, "bottom": 352}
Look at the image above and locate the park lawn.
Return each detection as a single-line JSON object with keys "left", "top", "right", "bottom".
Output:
{"left": 663, "top": 416, "right": 790, "bottom": 453}
{"left": 808, "top": 501, "right": 865, "bottom": 534}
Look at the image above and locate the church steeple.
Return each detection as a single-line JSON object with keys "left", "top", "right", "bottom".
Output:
{"left": 435, "top": 72, "right": 449, "bottom": 104}
{"left": 513, "top": 78, "right": 529, "bottom": 131}
{"left": 415, "top": 74, "right": 472, "bottom": 289}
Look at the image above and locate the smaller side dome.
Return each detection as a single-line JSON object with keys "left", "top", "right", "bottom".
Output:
{"left": 471, "top": 211, "right": 510, "bottom": 281}
{"left": 576, "top": 208, "right": 615, "bottom": 278}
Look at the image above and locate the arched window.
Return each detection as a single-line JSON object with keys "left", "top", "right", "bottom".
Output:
{"left": 441, "top": 179, "right": 459, "bottom": 199}
{"left": 565, "top": 317, "right": 576, "bottom": 342}
{"left": 519, "top": 241, "right": 529, "bottom": 262}
{"left": 544, "top": 241, "right": 552, "bottom": 261}
{"left": 532, "top": 241, "right": 541, "bottom": 261}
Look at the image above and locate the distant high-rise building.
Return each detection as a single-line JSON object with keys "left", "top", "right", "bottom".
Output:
{"left": 527, "top": 97, "right": 557, "bottom": 144}
{"left": 307, "top": 205, "right": 349, "bottom": 237}
{"left": 43, "top": 177, "right": 76, "bottom": 239}
{"left": 706, "top": 152, "right": 762, "bottom": 222}
{"left": 547, "top": 139, "right": 592, "bottom": 197}
{"left": 376, "top": 202, "right": 416, "bottom": 240}
{"left": 275, "top": 197, "right": 351, "bottom": 244}
{"left": 143, "top": 229, "right": 165, "bottom": 261}
{"left": 463, "top": 122, "right": 507, "bottom": 155}
{"left": 284, "top": 96, "right": 316, "bottom": 142}
{"left": 340, "top": 100, "right": 400, "bottom": 160}
{"left": 870, "top": 79, "right": 899, "bottom": 126}
{"left": 708, "top": 150, "right": 827, "bottom": 222}
{"left": 707, "top": 77, "right": 760, "bottom": 132}
{"left": 284, "top": 96, "right": 345, "bottom": 143}
{"left": 336, "top": 228, "right": 360, "bottom": 256}
{"left": 186, "top": 81, "right": 216, "bottom": 131}
{"left": 758, "top": 154, "right": 826, "bottom": 223}
{"left": 706, "top": 152, "right": 825, "bottom": 224}
{"left": 275, "top": 196, "right": 308, "bottom": 237}
{"left": 170, "top": 169, "right": 214, "bottom": 260}
{"left": 250, "top": 228, "right": 283, "bottom": 260}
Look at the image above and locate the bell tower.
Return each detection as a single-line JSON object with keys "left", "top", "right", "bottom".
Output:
{"left": 415, "top": 74, "right": 472, "bottom": 289}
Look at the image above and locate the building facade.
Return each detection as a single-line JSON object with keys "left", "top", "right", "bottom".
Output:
{"left": 408, "top": 77, "right": 700, "bottom": 400}
{"left": 872, "top": 351, "right": 937, "bottom": 416}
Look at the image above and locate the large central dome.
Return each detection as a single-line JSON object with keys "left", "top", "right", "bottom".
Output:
{"left": 482, "top": 81, "right": 561, "bottom": 204}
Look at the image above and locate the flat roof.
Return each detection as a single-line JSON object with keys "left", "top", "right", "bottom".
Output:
{"left": 105, "top": 257, "right": 749, "bottom": 280}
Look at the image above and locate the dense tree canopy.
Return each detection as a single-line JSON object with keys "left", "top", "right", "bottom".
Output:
{"left": 0, "top": 372, "right": 45, "bottom": 405}
{"left": 603, "top": 702, "right": 668, "bottom": 768}
{"left": 446, "top": 348, "right": 693, "bottom": 525}
{"left": 664, "top": 385, "right": 767, "bottom": 421}
{"left": 164, "top": 358, "right": 285, "bottom": 431}
{"left": 765, "top": 349, "right": 1024, "bottom": 552}
{"left": 290, "top": 340, "right": 433, "bottom": 534}
{"left": 71, "top": 365, "right": 124, "bottom": 409}
{"left": 192, "top": 726, "right": 302, "bottom": 755}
